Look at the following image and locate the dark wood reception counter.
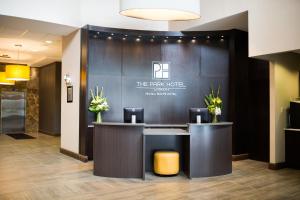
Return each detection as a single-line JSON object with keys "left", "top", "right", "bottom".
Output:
{"left": 93, "top": 122, "right": 233, "bottom": 179}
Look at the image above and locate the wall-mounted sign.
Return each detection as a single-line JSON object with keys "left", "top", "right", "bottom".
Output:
{"left": 136, "top": 61, "right": 186, "bottom": 96}
{"left": 152, "top": 61, "right": 170, "bottom": 80}
{"left": 67, "top": 86, "right": 73, "bottom": 103}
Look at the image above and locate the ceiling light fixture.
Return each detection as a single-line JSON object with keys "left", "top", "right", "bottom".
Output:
{"left": 0, "top": 72, "right": 15, "bottom": 85}
{"left": 120, "top": 0, "right": 201, "bottom": 21}
{"left": 5, "top": 44, "right": 30, "bottom": 81}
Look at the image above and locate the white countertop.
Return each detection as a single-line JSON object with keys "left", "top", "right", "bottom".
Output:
{"left": 143, "top": 128, "right": 189, "bottom": 136}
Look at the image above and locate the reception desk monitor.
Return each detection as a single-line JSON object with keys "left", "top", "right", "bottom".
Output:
{"left": 124, "top": 108, "right": 144, "bottom": 123}
{"left": 189, "top": 108, "right": 209, "bottom": 123}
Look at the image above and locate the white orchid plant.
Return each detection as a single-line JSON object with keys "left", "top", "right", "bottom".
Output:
{"left": 88, "top": 86, "right": 109, "bottom": 118}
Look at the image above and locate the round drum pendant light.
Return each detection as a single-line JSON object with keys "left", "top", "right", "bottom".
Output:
{"left": 5, "top": 65, "right": 30, "bottom": 81}
{"left": 0, "top": 72, "right": 15, "bottom": 85}
{"left": 120, "top": 0, "right": 201, "bottom": 21}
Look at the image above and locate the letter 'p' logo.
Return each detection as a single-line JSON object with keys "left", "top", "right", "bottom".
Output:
{"left": 152, "top": 62, "right": 170, "bottom": 80}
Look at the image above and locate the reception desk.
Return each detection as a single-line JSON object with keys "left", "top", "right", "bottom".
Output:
{"left": 93, "top": 122, "right": 233, "bottom": 179}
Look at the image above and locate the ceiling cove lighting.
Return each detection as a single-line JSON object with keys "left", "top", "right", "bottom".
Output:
{"left": 120, "top": 0, "right": 201, "bottom": 21}
{"left": 5, "top": 65, "right": 30, "bottom": 81}
{"left": 0, "top": 72, "right": 15, "bottom": 85}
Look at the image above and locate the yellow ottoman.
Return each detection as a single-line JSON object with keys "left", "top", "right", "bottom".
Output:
{"left": 154, "top": 151, "right": 179, "bottom": 175}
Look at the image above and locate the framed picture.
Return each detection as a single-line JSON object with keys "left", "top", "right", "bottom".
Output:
{"left": 67, "top": 86, "right": 73, "bottom": 103}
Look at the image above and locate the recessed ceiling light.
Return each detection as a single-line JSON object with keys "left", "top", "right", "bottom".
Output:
{"left": 111, "top": 33, "right": 114, "bottom": 36}
{"left": 191, "top": 39, "right": 196, "bottom": 43}
{"left": 221, "top": 35, "right": 224, "bottom": 38}
{"left": 164, "top": 39, "right": 168, "bottom": 43}
{"left": 193, "top": 36, "right": 196, "bottom": 39}
{"left": 107, "top": 36, "right": 112, "bottom": 40}
{"left": 45, "top": 40, "right": 53, "bottom": 44}
{"left": 150, "top": 39, "right": 154, "bottom": 42}
{"left": 125, "top": 34, "right": 128, "bottom": 37}
{"left": 97, "top": 32, "right": 100, "bottom": 35}
{"left": 136, "top": 38, "right": 141, "bottom": 42}
{"left": 122, "top": 37, "right": 126, "bottom": 41}
{"left": 206, "top": 36, "right": 210, "bottom": 39}
{"left": 177, "top": 39, "right": 182, "bottom": 43}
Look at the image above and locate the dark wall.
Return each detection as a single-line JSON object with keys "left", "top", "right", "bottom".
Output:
{"left": 248, "top": 59, "right": 270, "bottom": 162}
{"left": 228, "top": 30, "right": 270, "bottom": 161}
{"left": 87, "top": 38, "right": 230, "bottom": 124}
{"left": 39, "top": 62, "right": 61, "bottom": 135}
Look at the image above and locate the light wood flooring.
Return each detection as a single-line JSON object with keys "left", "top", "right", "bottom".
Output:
{"left": 0, "top": 133, "right": 300, "bottom": 200}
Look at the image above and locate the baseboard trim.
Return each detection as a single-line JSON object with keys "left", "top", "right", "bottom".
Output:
{"left": 60, "top": 148, "right": 88, "bottom": 162}
{"left": 39, "top": 130, "right": 60, "bottom": 136}
{"left": 268, "top": 162, "right": 286, "bottom": 170}
{"left": 232, "top": 153, "right": 249, "bottom": 161}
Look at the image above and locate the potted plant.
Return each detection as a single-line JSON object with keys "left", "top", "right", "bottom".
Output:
{"left": 88, "top": 86, "right": 109, "bottom": 123}
{"left": 204, "top": 85, "right": 222, "bottom": 123}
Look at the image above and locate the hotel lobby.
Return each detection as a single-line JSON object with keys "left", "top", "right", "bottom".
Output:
{"left": 0, "top": 0, "right": 300, "bottom": 199}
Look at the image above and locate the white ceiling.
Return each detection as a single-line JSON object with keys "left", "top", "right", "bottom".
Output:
{"left": 0, "top": 15, "right": 77, "bottom": 67}
{"left": 186, "top": 11, "right": 248, "bottom": 32}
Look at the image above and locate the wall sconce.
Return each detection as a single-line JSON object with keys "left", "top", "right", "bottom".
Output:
{"left": 64, "top": 74, "right": 72, "bottom": 86}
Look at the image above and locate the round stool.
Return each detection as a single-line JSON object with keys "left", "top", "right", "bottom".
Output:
{"left": 154, "top": 151, "right": 179, "bottom": 175}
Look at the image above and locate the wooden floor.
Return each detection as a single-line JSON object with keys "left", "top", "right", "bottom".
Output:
{"left": 0, "top": 133, "right": 300, "bottom": 200}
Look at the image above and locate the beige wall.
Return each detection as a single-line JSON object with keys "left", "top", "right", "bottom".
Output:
{"left": 61, "top": 30, "right": 81, "bottom": 153}
{"left": 269, "top": 53, "right": 300, "bottom": 163}
{"left": 169, "top": 0, "right": 300, "bottom": 57}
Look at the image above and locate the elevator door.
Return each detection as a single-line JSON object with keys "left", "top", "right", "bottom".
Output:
{"left": 0, "top": 91, "right": 26, "bottom": 134}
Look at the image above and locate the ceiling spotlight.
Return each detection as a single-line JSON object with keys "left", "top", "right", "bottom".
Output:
{"left": 136, "top": 38, "right": 141, "bottom": 42}
{"left": 221, "top": 35, "right": 224, "bottom": 38}
{"left": 206, "top": 36, "right": 210, "bottom": 39}
{"left": 166, "top": 36, "right": 169, "bottom": 39}
{"left": 111, "top": 33, "right": 114, "bottom": 36}
{"left": 191, "top": 39, "right": 196, "bottom": 43}
{"left": 97, "top": 32, "right": 100, "bottom": 35}
{"left": 179, "top": 36, "right": 182, "bottom": 39}
{"left": 150, "top": 39, "right": 154, "bottom": 42}
{"left": 138, "top": 35, "right": 142, "bottom": 38}
{"left": 177, "top": 39, "right": 182, "bottom": 43}
{"left": 45, "top": 40, "right": 52, "bottom": 44}
{"left": 125, "top": 34, "right": 128, "bottom": 37}
{"left": 220, "top": 39, "right": 224, "bottom": 42}
{"left": 107, "top": 36, "right": 112, "bottom": 40}
{"left": 93, "top": 35, "right": 98, "bottom": 38}
{"left": 122, "top": 37, "right": 126, "bottom": 41}
{"left": 152, "top": 36, "right": 155, "bottom": 38}
{"left": 193, "top": 36, "right": 196, "bottom": 39}
{"left": 164, "top": 39, "right": 168, "bottom": 43}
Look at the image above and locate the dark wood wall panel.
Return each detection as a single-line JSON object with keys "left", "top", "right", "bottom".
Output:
{"left": 248, "top": 59, "right": 270, "bottom": 162}
{"left": 39, "top": 62, "right": 61, "bottom": 135}
{"left": 87, "top": 38, "right": 230, "bottom": 125}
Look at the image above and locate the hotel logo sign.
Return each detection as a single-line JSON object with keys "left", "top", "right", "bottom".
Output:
{"left": 152, "top": 62, "right": 170, "bottom": 80}
{"left": 136, "top": 61, "right": 187, "bottom": 96}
